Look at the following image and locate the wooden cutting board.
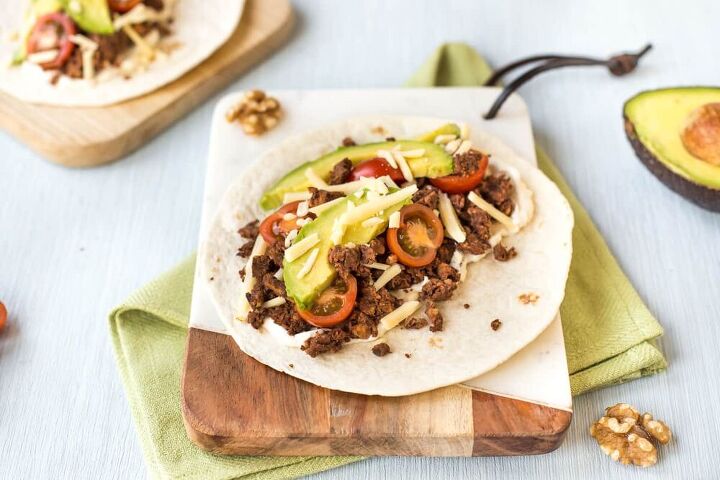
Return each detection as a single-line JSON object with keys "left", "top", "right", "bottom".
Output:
{"left": 181, "top": 328, "right": 572, "bottom": 456}
{"left": 0, "top": 0, "right": 293, "bottom": 168}
{"left": 179, "top": 89, "right": 573, "bottom": 457}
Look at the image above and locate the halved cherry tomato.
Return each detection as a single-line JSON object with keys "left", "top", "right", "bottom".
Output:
{"left": 296, "top": 275, "right": 357, "bottom": 328}
{"left": 26, "top": 12, "right": 77, "bottom": 70}
{"left": 430, "top": 152, "right": 489, "bottom": 194}
{"left": 0, "top": 301, "right": 7, "bottom": 333}
{"left": 108, "top": 0, "right": 143, "bottom": 13}
{"left": 349, "top": 158, "right": 405, "bottom": 184}
{"left": 259, "top": 201, "right": 301, "bottom": 243}
{"left": 386, "top": 204, "right": 444, "bottom": 267}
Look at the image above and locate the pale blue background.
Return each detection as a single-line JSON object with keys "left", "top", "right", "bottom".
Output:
{"left": 1, "top": 1, "right": 718, "bottom": 478}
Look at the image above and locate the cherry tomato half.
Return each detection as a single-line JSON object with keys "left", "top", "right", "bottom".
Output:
{"left": 386, "top": 204, "right": 444, "bottom": 267}
{"left": 26, "top": 12, "right": 77, "bottom": 70}
{"left": 108, "top": 0, "right": 143, "bottom": 13}
{"left": 0, "top": 301, "right": 7, "bottom": 333}
{"left": 259, "top": 201, "right": 301, "bottom": 243}
{"left": 349, "top": 158, "right": 405, "bottom": 184}
{"left": 430, "top": 152, "right": 489, "bottom": 194}
{"left": 296, "top": 275, "right": 357, "bottom": 328}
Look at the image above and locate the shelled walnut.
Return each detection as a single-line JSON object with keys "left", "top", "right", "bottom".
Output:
{"left": 226, "top": 90, "right": 283, "bottom": 136}
{"left": 590, "top": 403, "right": 672, "bottom": 468}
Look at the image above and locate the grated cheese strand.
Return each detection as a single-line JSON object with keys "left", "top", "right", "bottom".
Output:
{"left": 262, "top": 296, "right": 286, "bottom": 308}
{"left": 377, "top": 149, "right": 398, "bottom": 168}
{"left": 379, "top": 301, "right": 421, "bottom": 333}
{"left": 388, "top": 211, "right": 401, "bottom": 229}
{"left": 468, "top": 191, "right": 519, "bottom": 233}
{"left": 308, "top": 196, "right": 344, "bottom": 215}
{"left": 284, "top": 233, "right": 320, "bottom": 262}
{"left": 373, "top": 264, "right": 402, "bottom": 290}
{"left": 297, "top": 248, "right": 320, "bottom": 279}
{"left": 392, "top": 151, "right": 415, "bottom": 182}
{"left": 438, "top": 192, "right": 466, "bottom": 243}
{"left": 340, "top": 184, "right": 418, "bottom": 225}
{"left": 236, "top": 236, "right": 268, "bottom": 321}
{"left": 283, "top": 191, "right": 312, "bottom": 203}
{"left": 366, "top": 262, "right": 390, "bottom": 271}
{"left": 305, "top": 167, "right": 328, "bottom": 188}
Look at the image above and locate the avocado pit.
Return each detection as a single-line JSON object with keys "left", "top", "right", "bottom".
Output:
{"left": 681, "top": 103, "right": 720, "bottom": 166}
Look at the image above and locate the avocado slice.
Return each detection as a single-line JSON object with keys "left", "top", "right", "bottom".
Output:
{"left": 624, "top": 87, "right": 720, "bottom": 212}
{"left": 283, "top": 193, "right": 408, "bottom": 309}
{"left": 12, "top": 0, "right": 64, "bottom": 65}
{"left": 260, "top": 126, "right": 460, "bottom": 211}
{"left": 414, "top": 123, "right": 461, "bottom": 142}
{"left": 61, "top": 0, "right": 115, "bottom": 35}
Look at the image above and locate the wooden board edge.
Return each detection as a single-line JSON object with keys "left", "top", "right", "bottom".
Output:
{"left": 181, "top": 328, "right": 572, "bottom": 457}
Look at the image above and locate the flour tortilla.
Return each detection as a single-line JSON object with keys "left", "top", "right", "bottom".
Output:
{"left": 202, "top": 116, "right": 574, "bottom": 397}
{"left": 0, "top": 0, "right": 244, "bottom": 106}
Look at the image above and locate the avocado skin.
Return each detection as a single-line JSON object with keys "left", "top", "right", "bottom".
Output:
{"left": 624, "top": 115, "right": 720, "bottom": 212}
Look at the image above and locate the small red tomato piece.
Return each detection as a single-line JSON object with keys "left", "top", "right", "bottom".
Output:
{"left": 430, "top": 152, "right": 489, "bottom": 194}
{"left": 349, "top": 158, "right": 405, "bottom": 183}
{"left": 296, "top": 275, "right": 357, "bottom": 328}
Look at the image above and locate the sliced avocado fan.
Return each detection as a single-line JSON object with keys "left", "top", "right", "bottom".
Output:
{"left": 259, "top": 124, "right": 461, "bottom": 211}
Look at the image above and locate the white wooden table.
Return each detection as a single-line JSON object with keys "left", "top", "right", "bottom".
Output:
{"left": 1, "top": 1, "right": 718, "bottom": 478}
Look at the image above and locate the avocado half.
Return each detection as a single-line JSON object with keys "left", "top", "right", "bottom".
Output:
{"left": 624, "top": 87, "right": 720, "bottom": 212}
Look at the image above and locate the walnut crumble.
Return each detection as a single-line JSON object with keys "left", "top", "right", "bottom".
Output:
{"left": 590, "top": 403, "right": 672, "bottom": 467}
{"left": 226, "top": 90, "right": 283, "bottom": 136}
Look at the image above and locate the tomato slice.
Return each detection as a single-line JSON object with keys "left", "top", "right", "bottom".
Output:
{"left": 386, "top": 204, "right": 444, "bottom": 267}
{"left": 349, "top": 158, "right": 405, "bottom": 183}
{"left": 296, "top": 275, "right": 357, "bottom": 328}
{"left": 26, "top": 12, "right": 77, "bottom": 70}
{"left": 259, "top": 201, "right": 301, "bottom": 243}
{"left": 108, "top": 0, "right": 142, "bottom": 13}
{"left": 429, "top": 152, "right": 489, "bottom": 194}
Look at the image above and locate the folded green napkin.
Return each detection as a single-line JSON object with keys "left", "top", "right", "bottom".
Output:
{"left": 109, "top": 42, "right": 666, "bottom": 479}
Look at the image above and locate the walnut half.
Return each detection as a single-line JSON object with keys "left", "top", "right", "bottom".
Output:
{"left": 590, "top": 403, "right": 672, "bottom": 468}
{"left": 226, "top": 90, "right": 283, "bottom": 136}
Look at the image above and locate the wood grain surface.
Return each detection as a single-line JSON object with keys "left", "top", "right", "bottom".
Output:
{"left": 181, "top": 327, "right": 571, "bottom": 456}
{"left": 0, "top": 0, "right": 294, "bottom": 168}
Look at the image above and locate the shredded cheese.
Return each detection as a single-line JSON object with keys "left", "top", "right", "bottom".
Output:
{"left": 284, "top": 233, "right": 320, "bottom": 262}
{"left": 438, "top": 192, "right": 466, "bottom": 243}
{"left": 388, "top": 211, "right": 401, "bottom": 229}
{"left": 262, "top": 297, "right": 286, "bottom": 308}
{"left": 379, "top": 301, "right": 421, "bottom": 333}
{"left": 366, "top": 262, "right": 390, "bottom": 271}
{"left": 297, "top": 248, "right": 320, "bottom": 279}
{"left": 377, "top": 149, "right": 398, "bottom": 168}
{"left": 296, "top": 201, "right": 309, "bottom": 217}
{"left": 399, "top": 148, "right": 425, "bottom": 158}
{"left": 340, "top": 184, "right": 418, "bottom": 225}
{"left": 305, "top": 167, "right": 328, "bottom": 188}
{"left": 308, "top": 196, "right": 344, "bottom": 215}
{"left": 468, "top": 191, "right": 519, "bottom": 233}
{"left": 283, "top": 191, "right": 312, "bottom": 203}
{"left": 445, "top": 138, "right": 462, "bottom": 154}
{"left": 392, "top": 150, "right": 415, "bottom": 182}
{"left": 455, "top": 140, "right": 472, "bottom": 155}
{"left": 323, "top": 179, "right": 366, "bottom": 194}
{"left": 274, "top": 267, "right": 284, "bottom": 280}
{"left": 122, "top": 25, "right": 155, "bottom": 61}
{"left": 236, "top": 236, "right": 268, "bottom": 321}
{"left": 27, "top": 50, "right": 60, "bottom": 64}
{"left": 330, "top": 218, "right": 347, "bottom": 244}
{"left": 434, "top": 134, "right": 457, "bottom": 144}
{"left": 113, "top": 2, "right": 175, "bottom": 30}
{"left": 460, "top": 123, "right": 470, "bottom": 140}
{"left": 284, "top": 229, "right": 298, "bottom": 248}
{"left": 380, "top": 175, "right": 399, "bottom": 189}
{"left": 296, "top": 218, "right": 311, "bottom": 227}
{"left": 361, "top": 216, "right": 384, "bottom": 228}
{"left": 373, "top": 264, "right": 402, "bottom": 290}
{"left": 69, "top": 34, "right": 99, "bottom": 81}
{"left": 282, "top": 213, "right": 296, "bottom": 221}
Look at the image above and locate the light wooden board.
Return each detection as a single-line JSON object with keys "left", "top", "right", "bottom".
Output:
{"left": 0, "top": 0, "right": 294, "bottom": 168}
{"left": 180, "top": 88, "right": 573, "bottom": 456}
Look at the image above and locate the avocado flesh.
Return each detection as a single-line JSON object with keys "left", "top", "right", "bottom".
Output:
{"left": 624, "top": 87, "right": 720, "bottom": 190}
{"left": 283, "top": 193, "right": 407, "bottom": 309}
{"left": 61, "top": 0, "right": 115, "bottom": 35}
{"left": 260, "top": 133, "right": 457, "bottom": 211}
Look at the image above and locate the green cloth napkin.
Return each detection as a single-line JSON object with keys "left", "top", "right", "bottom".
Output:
{"left": 109, "top": 42, "right": 666, "bottom": 479}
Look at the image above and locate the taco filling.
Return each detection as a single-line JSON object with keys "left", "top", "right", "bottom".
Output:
{"left": 12, "top": 0, "right": 176, "bottom": 83}
{"left": 233, "top": 123, "right": 535, "bottom": 358}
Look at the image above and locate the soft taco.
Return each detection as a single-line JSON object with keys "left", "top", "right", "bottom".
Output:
{"left": 202, "top": 116, "right": 573, "bottom": 396}
{"left": 0, "top": 0, "right": 243, "bottom": 106}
